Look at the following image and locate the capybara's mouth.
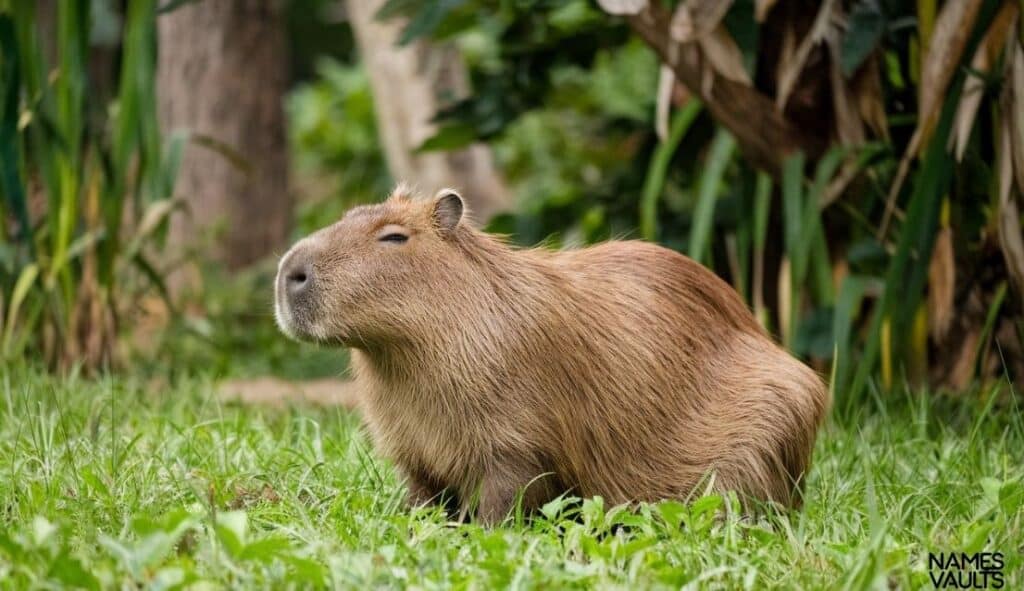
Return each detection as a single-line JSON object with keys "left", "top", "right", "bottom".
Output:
{"left": 274, "top": 261, "right": 315, "bottom": 343}
{"left": 275, "top": 241, "right": 321, "bottom": 343}
{"left": 273, "top": 267, "right": 346, "bottom": 346}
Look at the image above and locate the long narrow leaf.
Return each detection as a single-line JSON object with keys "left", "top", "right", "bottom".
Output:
{"left": 2, "top": 263, "right": 38, "bottom": 355}
{"left": 640, "top": 101, "right": 701, "bottom": 241}
{"left": 832, "top": 275, "right": 871, "bottom": 397}
{"left": 751, "top": 172, "right": 771, "bottom": 326}
{"left": 688, "top": 129, "right": 736, "bottom": 263}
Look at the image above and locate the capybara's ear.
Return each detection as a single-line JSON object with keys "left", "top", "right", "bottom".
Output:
{"left": 432, "top": 189, "right": 464, "bottom": 234}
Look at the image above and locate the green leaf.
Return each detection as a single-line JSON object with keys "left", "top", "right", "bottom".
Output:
{"left": 688, "top": 130, "right": 736, "bottom": 264}
{"left": 415, "top": 123, "right": 477, "bottom": 153}
{"left": 689, "top": 494, "right": 723, "bottom": 522}
{"left": 656, "top": 500, "right": 687, "bottom": 530}
{"left": 832, "top": 275, "right": 873, "bottom": 393}
{"left": 962, "top": 521, "right": 993, "bottom": 555}
{"left": 283, "top": 555, "right": 329, "bottom": 586}
{"left": 392, "top": 0, "right": 468, "bottom": 46}
{"left": 540, "top": 495, "right": 574, "bottom": 521}
{"left": 31, "top": 516, "right": 56, "bottom": 547}
{"left": 841, "top": 1, "right": 887, "bottom": 76}
{"left": 48, "top": 550, "right": 101, "bottom": 591}
{"left": 239, "top": 536, "right": 292, "bottom": 563}
{"left": 640, "top": 101, "right": 702, "bottom": 241}
{"left": 215, "top": 511, "right": 248, "bottom": 557}
{"left": 375, "top": 0, "right": 421, "bottom": 21}
{"left": 2, "top": 263, "right": 39, "bottom": 355}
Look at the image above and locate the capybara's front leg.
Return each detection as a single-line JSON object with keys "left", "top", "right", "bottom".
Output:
{"left": 474, "top": 465, "right": 560, "bottom": 526}
{"left": 474, "top": 477, "right": 519, "bottom": 526}
{"left": 402, "top": 467, "right": 459, "bottom": 516}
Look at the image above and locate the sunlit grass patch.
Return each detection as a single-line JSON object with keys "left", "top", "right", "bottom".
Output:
{"left": 1, "top": 366, "right": 1020, "bottom": 588}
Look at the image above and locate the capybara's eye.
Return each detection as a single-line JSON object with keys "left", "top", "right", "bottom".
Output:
{"left": 379, "top": 233, "right": 409, "bottom": 244}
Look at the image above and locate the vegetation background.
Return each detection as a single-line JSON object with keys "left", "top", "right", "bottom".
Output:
{"left": 0, "top": 0, "right": 1022, "bottom": 588}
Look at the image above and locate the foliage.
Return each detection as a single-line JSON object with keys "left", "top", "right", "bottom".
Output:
{"left": 286, "top": 57, "right": 392, "bottom": 236}
{"left": 488, "top": 37, "right": 667, "bottom": 245}
{"left": 0, "top": 0, "right": 178, "bottom": 371}
{"left": 138, "top": 259, "right": 346, "bottom": 381}
{"left": 377, "top": 0, "right": 1024, "bottom": 402}
{"left": 1, "top": 364, "right": 1021, "bottom": 588}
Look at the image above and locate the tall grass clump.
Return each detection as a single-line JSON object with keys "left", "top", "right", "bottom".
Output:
{"left": 0, "top": 0, "right": 179, "bottom": 371}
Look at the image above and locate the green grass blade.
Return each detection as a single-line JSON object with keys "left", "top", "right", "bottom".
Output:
{"left": 973, "top": 281, "right": 1007, "bottom": 378}
{"left": 639, "top": 101, "right": 701, "bottom": 241}
{"left": 688, "top": 129, "right": 736, "bottom": 263}
{"left": 1, "top": 262, "right": 38, "bottom": 355}
{"left": 833, "top": 275, "right": 871, "bottom": 398}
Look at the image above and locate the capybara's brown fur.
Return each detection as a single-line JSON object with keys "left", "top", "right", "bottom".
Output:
{"left": 275, "top": 185, "right": 829, "bottom": 524}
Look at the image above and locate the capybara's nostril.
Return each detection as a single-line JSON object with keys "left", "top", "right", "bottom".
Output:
{"left": 285, "top": 263, "right": 311, "bottom": 294}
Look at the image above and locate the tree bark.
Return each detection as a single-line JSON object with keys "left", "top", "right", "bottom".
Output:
{"left": 346, "top": 0, "right": 511, "bottom": 225}
{"left": 157, "top": 0, "right": 291, "bottom": 272}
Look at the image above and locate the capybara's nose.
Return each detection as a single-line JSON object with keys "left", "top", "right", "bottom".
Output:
{"left": 283, "top": 260, "right": 312, "bottom": 296}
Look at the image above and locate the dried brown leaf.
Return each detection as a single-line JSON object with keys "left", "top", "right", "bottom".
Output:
{"left": 778, "top": 258, "right": 792, "bottom": 346}
{"left": 852, "top": 54, "right": 889, "bottom": 140}
{"left": 775, "top": 0, "right": 837, "bottom": 110}
{"left": 699, "top": 25, "right": 753, "bottom": 86}
{"left": 656, "top": 65, "right": 674, "bottom": 141}
{"left": 997, "top": 109, "right": 1024, "bottom": 304}
{"left": 655, "top": 66, "right": 692, "bottom": 142}
{"left": 1006, "top": 40, "right": 1024, "bottom": 196}
{"left": 670, "top": 0, "right": 734, "bottom": 43}
{"left": 928, "top": 225, "right": 955, "bottom": 341}
{"left": 950, "top": 3, "right": 1019, "bottom": 161}
{"left": 918, "top": 0, "right": 985, "bottom": 147}
{"left": 946, "top": 329, "right": 981, "bottom": 390}
{"left": 626, "top": 2, "right": 822, "bottom": 175}
{"left": 827, "top": 14, "right": 866, "bottom": 146}
{"left": 950, "top": 57, "right": 990, "bottom": 161}
{"left": 755, "top": 0, "right": 779, "bottom": 23}
{"left": 822, "top": 156, "right": 866, "bottom": 207}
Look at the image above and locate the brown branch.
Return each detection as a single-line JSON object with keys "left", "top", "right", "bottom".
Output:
{"left": 625, "top": 4, "right": 826, "bottom": 176}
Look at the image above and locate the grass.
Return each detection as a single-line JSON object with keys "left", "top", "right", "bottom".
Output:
{"left": 0, "top": 364, "right": 1021, "bottom": 589}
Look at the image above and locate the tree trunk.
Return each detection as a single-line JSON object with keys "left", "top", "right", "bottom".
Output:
{"left": 346, "top": 0, "right": 511, "bottom": 225}
{"left": 157, "top": 0, "right": 291, "bottom": 274}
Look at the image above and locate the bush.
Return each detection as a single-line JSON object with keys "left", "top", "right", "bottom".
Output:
{"left": 0, "top": 1, "right": 178, "bottom": 371}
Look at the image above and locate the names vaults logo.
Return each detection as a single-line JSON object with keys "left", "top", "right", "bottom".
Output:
{"left": 928, "top": 552, "right": 1004, "bottom": 589}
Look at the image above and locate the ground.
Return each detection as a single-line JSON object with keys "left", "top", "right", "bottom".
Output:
{"left": 0, "top": 364, "right": 1021, "bottom": 589}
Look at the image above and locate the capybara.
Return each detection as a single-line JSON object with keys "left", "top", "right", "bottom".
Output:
{"left": 275, "top": 185, "right": 829, "bottom": 524}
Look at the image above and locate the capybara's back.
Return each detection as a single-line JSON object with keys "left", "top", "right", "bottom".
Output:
{"left": 275, "top": 186, "right": 830, "bottom": 524}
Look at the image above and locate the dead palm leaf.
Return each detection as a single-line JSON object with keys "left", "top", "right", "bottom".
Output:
{"left": 775, "top": 0, "right": 837, "bottom": 110}
{"left": 950, "top": 3, "right": 1019, "bottom": 161}
{"left": 997, "top": 43, "right": 1024, "bottom": 307}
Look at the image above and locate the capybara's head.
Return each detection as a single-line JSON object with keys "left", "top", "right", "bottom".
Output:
{"left": 275, "top": 187, "right": 466, "bottom": 346}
